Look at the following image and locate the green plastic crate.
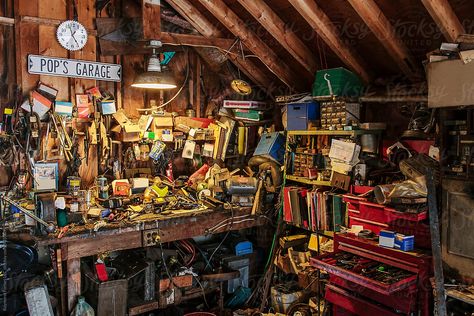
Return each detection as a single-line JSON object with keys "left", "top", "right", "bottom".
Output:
{"left": 312, "top": 67, "right": 364, "bottom": 97}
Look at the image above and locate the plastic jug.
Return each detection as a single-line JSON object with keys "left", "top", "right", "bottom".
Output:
{"left": 70, "top": 296, "right": 95, "bottom": 316}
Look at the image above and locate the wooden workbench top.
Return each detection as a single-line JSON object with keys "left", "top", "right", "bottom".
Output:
{"left": 34, "top": 207, "right": 266, "bottom": 254}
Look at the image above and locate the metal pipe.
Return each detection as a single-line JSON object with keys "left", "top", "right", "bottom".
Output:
{"left": 359, "top": 95, "right": 428, "bottom": 103}
{"left": 2, "top": 196, "right": 56, "bottom": 233}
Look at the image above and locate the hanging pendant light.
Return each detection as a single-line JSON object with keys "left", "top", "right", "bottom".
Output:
{"left": 131, "top": 42, "right": 177, "bottom": 90}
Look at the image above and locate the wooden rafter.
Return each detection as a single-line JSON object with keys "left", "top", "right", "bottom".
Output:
{"left": 421, "top": 0, "right": 465, "bottom": 42}
{"left": 142, "top": 0, "right": 161, "bottom": 39}
{"left": 195, "top": 0, "right": 303, "bottom": 90}
{"left": 347, "top": 0, "right": 420, "bottom": 79}
{"left": 287, "top": 0, "right": 371, "bottom": 83}
{"left": 236, "top": 0, "right": 317, "bottom": 75}
{"left": 165, "top": 0, "right": 274, "bottom": 90}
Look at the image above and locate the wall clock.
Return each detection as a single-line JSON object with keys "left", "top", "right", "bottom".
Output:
{"left": 56, "top": 20, "right": 88, "bottom": 51}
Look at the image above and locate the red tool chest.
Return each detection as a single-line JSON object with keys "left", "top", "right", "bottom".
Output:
{"left": 343, "top": 194, "right": 431, "bottom": 248}
{"left": 311, "top": 233, "right": 432, "bottom": 316}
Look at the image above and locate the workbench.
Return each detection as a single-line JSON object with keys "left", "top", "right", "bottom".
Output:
{"left": 24, "top": 207, "right": 267, "bottom": 312}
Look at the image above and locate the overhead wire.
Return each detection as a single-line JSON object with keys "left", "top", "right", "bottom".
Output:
{"left": 162, "top": 38, "right": 293, "bottom": 89}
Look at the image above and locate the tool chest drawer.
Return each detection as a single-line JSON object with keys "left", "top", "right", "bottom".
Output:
{"left": 325, "top": 284, "right": 402, "bottom": 316}
{"left": 343, "top": 195, "right": 427, "bottom": 224}
{"left": 311, "top": 251, "right": 417, "bottom": 295}
{"left": 328, "top": 274, "right": 417, "bottom": 314}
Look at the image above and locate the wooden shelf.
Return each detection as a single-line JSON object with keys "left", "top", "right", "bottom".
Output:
{"left": 287, "top": 129, "right": 377, "bottom": 136}
{"left": 286, "top": 175, "right": 331, "bottom": 186}
{"left": 285, "top": 221, "right": 335, "bottom": 237}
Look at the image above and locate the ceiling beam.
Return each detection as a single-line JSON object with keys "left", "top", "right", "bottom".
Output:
{"left": 142, "top": 0, "right": 161, "bottom": 39}
{"left": 287, "top": 0, "right": 371, "bottom": 83}
{"left": 195, "top": 0, "right": 303, "bottom": 90}
{"left": 236, "top": 0, "right": 317, "bottom": 75}
{"left": 421, "top": 0, "right": 465, "bottom": 42}
{"left": 165, "top": 0, "right": 274, "bottom": 90}
{"left": 347, "top": 0, "right": 420, "bottom": 80}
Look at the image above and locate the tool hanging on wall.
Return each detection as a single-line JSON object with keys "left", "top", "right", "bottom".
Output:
{"left": 26, "top": 94, "right": 41, "bottom": 156}
{"left": 51, "top": 114, "right": 73, "bottom": 161}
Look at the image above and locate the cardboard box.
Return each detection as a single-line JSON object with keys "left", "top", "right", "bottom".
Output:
{"left": 379, "top": 230, "right": 395, "bottom": 248}
{"left": 174, "top": 116, "right": 214, "bottom": 129}
{"left": 394, "top": 233, "right": 415, "bottom": 251}
{"left": 427, "top": 59, "right": 474, "bottom": 108}
{"left": 55, "top": 101, "right": 73, "bottom": 116}
{"left": 152, "top": 115, "right": 173, "bottom": 130}
{"left": 112, "top": 110, "right": 141, "bottom": 142}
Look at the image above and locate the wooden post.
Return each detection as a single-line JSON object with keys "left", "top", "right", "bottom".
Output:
{"left": 142, "top": 0, "right": 161, "bottom": 40}
{"left": 67, "top": 258, "right": 81, "bottom": 312}
{"left": 426, "top": 169, "right": 447, "bottom": 315}
{"left": 195, "top": 56, "right": 201, "bottom": 118}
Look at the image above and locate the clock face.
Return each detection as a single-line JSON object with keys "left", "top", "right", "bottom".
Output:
{"left": 56, "top": 20, "right": 88, "bottom": 51}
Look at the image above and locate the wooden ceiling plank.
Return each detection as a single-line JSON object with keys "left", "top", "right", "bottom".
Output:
{"left": 165, "top": 0, "right": 275, "bottom": 90}
{"left": 421, "top": 0, "right": 465, "bottom": 42}
{"left": 236, "top": 0, "right": 317, "bottom": 74}
{"left": 287, "top": 0, "right": 371, "bottom": 83}
{"left": 346, "top": 0, "right": 420, "bottom": 79}
{"left": 194, "top": 0, "right": 302, "bottom": 90}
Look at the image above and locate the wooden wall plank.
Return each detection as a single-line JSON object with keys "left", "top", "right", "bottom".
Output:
{"left": 122, "top": 55, "right": 145, "bottom": 118}
{"left": 142, "top": 0, "right": 161, "bottom": 39}
{"left": 38, "top": 0, "right": 68, "bottom": 99}
{"left": 15, "top": 0, "right": 39, "bottom": 93}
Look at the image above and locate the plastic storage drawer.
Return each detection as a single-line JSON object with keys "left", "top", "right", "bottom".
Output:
{"left": 286, "top": 101, "right": 319, "bottom": 130}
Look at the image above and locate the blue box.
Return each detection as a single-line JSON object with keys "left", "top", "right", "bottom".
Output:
{"left": 287, "top": 101, "right": 319, "bottom": 131}
{"left": 253, "top": 132, "right": 285, "bottom": 165}
{"left": 234, "top": 240, "right": 253, "bottom": 256}
{"left": 394, "top": 233, "right": 414, "bottom": 252}
{"left": 379, "top": 230, "right": 395, "bottom": 248}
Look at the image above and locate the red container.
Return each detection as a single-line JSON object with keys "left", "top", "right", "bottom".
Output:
{"left": 344, "top": 194, "right": 430, "bottom": 248}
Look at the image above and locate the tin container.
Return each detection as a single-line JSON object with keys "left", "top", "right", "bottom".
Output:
{"left": 96, "top": 177, "right": 109, "bottom": 199}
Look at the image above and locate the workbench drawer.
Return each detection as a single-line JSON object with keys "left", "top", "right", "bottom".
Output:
{"left": 311, "top": 251, "right": 417, "bottom": 295}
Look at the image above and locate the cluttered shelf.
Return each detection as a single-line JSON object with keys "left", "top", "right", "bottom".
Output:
{"left": 285, "top": 175, "right": 331, "bottom": 186}
{"left": 286, "top": 129, "right": 379, "bottom": 136}
{"left": 284, "top": 221, "right": 335, "bottom": 238}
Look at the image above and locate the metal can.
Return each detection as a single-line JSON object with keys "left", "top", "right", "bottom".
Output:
{"left": 95, "top": 177, "right": 109, "bottom": 199}
{"left": 67, "top": 176, "right": 81, "bottom": 197}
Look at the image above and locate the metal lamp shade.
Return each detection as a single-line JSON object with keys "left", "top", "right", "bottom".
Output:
{"left": 131, "top": 70, "right": 177, "bottom": 89}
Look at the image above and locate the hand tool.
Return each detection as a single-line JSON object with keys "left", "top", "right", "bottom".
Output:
{"left": 2, "top": 196, "right": 56, "bottom": 233}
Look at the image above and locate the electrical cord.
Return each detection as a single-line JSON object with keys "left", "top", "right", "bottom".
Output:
{"left": 204, "top": 205, "right": 234, "bottom": 271}
{"left": 159, "top": 46, "right": 190, "bottom": 109}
